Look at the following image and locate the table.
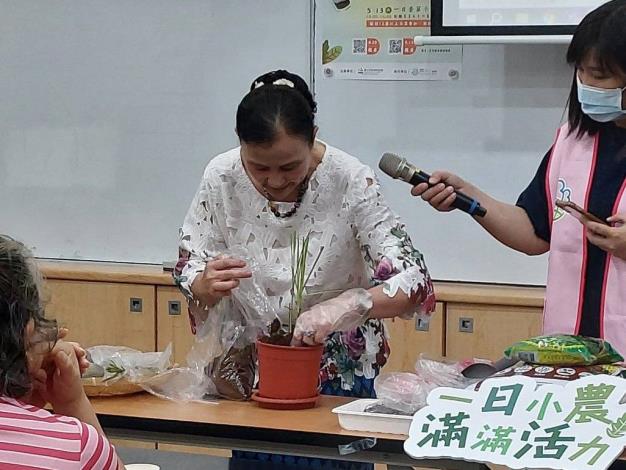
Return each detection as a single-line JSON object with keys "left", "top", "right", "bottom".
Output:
{"left": 92, "top": 393, "right": 488, "bottom": 470}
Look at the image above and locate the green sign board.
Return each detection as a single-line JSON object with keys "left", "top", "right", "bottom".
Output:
{"left": 405, "top": 375, "right": 626, "bottom": 469}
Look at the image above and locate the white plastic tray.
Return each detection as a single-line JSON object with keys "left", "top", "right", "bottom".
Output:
{"left": 332, "top": 398, "right": 413, "bottom": 436}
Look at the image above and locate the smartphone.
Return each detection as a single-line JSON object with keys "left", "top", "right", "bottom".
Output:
{"left": 555, "top": 200, "right": 608, "bottom": 225}
{"left": 331, "top": 0, "right": 351, "bottom": 11}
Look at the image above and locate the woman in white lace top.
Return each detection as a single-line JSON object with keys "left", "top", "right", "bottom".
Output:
{"left": 175, "top": 69, "right": 434, "bottom": 470}
{"left": 175, "top": 70, "right": 435, "bottom": 399}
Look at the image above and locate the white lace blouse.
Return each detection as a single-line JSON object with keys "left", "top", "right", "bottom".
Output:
{"left": 177, "top": 143, "right": 433, "bottom": 311}
{"left": 175, "top": 142, "right": 435, "bottom": 392}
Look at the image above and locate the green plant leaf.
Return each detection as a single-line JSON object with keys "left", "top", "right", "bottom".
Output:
{"left": 327, "top": 46, "right": 342, "bottom": 63}
{"left": 322, "top": 40, "right": 342, "bottom": 64}
{"left": 104, "top": 361, "right": 125, "bottom": 382}
{"left": 288, "top": 231, "right": 324, "bottom": 333}
{"left": 607, "top": 412, "right": 626, "bottom": 438}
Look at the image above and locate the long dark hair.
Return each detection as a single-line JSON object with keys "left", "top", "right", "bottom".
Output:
{"left": 567, "top": 0, "right": 626, "bottom": 137}
{"left": 0, "top": 235, "right": 56, "bottom": 398}
{"left": 236, "top": 70, "right": 317, "bottom": 145}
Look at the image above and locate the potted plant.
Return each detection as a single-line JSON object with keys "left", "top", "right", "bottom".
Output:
{"left": 253, "top": 232, "right": 325, "bottom": 410}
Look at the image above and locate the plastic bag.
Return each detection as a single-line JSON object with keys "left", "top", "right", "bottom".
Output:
{"left": 373, "top": 372, "right": 434, "bottom": 414}
{"left": 220, "top": 245, "right": 276, "bottom": 329}
{"left": 208, "top": 321, "right": 258, "bottom": 400}
{"left": 176, "top": 301, "right": 258, "bottom": 401}
{"left": 140, "top": 367, "right": 215, "bottom": 402}
{"left": 200, "top": 246, "right": 276, "bottom": 400}
{"left": 82, "top": 345, "right": 172, "bottom": 397}
{"left": 155, "top": 246, "right": 278, "bottom": 402}
{"left": 372, "top": 355, "right": 477, "bottom": 415}
{"left": 504, "top": 335, "right": 624, "bottom": 366}
{"left": 414, "top": 355, "right": 475, "bottom": 389}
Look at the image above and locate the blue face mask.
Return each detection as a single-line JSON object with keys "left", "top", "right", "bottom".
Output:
{"left": 577, "top": 76, "right": 626, "bottom": 123}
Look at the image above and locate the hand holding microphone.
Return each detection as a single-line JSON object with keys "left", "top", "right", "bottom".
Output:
{"left": 412, "top": 171, "right": 473, "bottom": 213}
{"left": 378, "top": 153, "right": 486, "bottom": 217}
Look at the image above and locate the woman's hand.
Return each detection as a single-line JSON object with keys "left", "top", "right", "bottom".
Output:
{"left": 31, "top": 341, "right": 86, "bottom": 411}
{"left": 190, "top": 257, "right": 252, "bottom": 307}
{"left": 411, "top": 170, "right": 549, "bottom": 255}
{"left": 410, "top": 171, "right": 473, "bottom": 212}
{"left": 31, "top": 341, "right": 114, "bottom": 453}
{"left": 57, "top": 328, "right": 90, "bottom": 375}
{"left": 584, "top": 214, "right": 626, "bottom": 260}
{"left": 291, "top": 289, "right": 373, "bottom": 346}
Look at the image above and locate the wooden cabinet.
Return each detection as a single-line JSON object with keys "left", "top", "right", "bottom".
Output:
{"left": 44, "top": 279, "right": 156, "bottom": 351}
{"left": 38, "top": 262, "right": 548, "bottom": 369}
{"left": 384, "top": 302, "right": 445, "bottom": 373}
{"left": 445, "top": 303, "right": 543, "bottom": 361}
{"left": 156, "top": 287, "right": 194, "bottom": 366}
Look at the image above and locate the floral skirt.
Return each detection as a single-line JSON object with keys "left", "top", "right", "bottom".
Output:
{"left": 229, "top": 375, "right": 376, "bottom": 470}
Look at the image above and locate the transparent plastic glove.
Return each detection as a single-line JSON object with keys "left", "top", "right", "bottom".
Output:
{"left": 292, "top": 288, "right": 373, "bottom": 346}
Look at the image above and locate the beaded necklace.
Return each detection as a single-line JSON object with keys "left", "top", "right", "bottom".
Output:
{"left": 266, "top": 178, "right": 309, "bottom": 218}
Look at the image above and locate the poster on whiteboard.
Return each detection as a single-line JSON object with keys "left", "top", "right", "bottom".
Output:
{"left": 317, "top": 0, "right": 462, "bottom": 81}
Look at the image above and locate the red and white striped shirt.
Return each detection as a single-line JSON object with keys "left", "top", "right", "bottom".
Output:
{"left": 0, "top": 396, "right": 119, "bottom": 470}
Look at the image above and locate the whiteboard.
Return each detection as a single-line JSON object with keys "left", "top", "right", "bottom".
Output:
{"left": 2, "top": 0, "right": 574, "bottom": 285}
{"left": 314, "top": 0, "right": 572, "bottom": 285}
{"left": 0, "top": 0, "right": 310, "bottom": 263}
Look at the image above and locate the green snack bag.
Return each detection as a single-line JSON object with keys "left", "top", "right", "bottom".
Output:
{"left": 504, "top": 335, "right": 624, "bottom": 366}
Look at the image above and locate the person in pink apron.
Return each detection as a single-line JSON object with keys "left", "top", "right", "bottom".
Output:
{"left": 412, "top": 0, "right": 626, "bottom": 356}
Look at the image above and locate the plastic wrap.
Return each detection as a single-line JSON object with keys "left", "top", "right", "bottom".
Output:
{"left": 207, "top": 321, "right": 258, "bottom": 400}
{"left": 156, "top": 246, "right": 278, "bottom": 402}
{"left": 140, "top": 367, "right": 214, "bottom": 402}
{"left": 414, "top": 355, "right": 474, "bottom": 389}
{"left": 373, "top": 372, "right": 434, "bottom": 414}
{"left": 338, "top": 438, "right": 377, "bottom": 456}
{"left": 292, "top": 288, "right": 373, "bottom": 345}
{"left": 371, "top": 355, "right": 479, "bottom": 415}
{"left": 82, "top": 345, "right": 172, "bottom": 397}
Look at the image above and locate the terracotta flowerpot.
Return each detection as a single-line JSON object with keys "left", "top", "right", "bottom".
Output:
{"left": 254, "top": 340, "right": 323, "bottom": 409}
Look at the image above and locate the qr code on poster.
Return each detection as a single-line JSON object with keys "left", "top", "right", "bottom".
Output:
{"left": 352, "top": 38, "right": 366, "bottom": 54}
{"left": 388, "top": 39, "right": 402, "bottom": 55}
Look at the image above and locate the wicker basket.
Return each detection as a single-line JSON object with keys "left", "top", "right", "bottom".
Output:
{"left": 82, "top": 377, "right": 143, "bottom": 397}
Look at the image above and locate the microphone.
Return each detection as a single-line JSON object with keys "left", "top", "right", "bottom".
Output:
{"left": 378, "top": 153, "right": 487, "bottom": 217}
